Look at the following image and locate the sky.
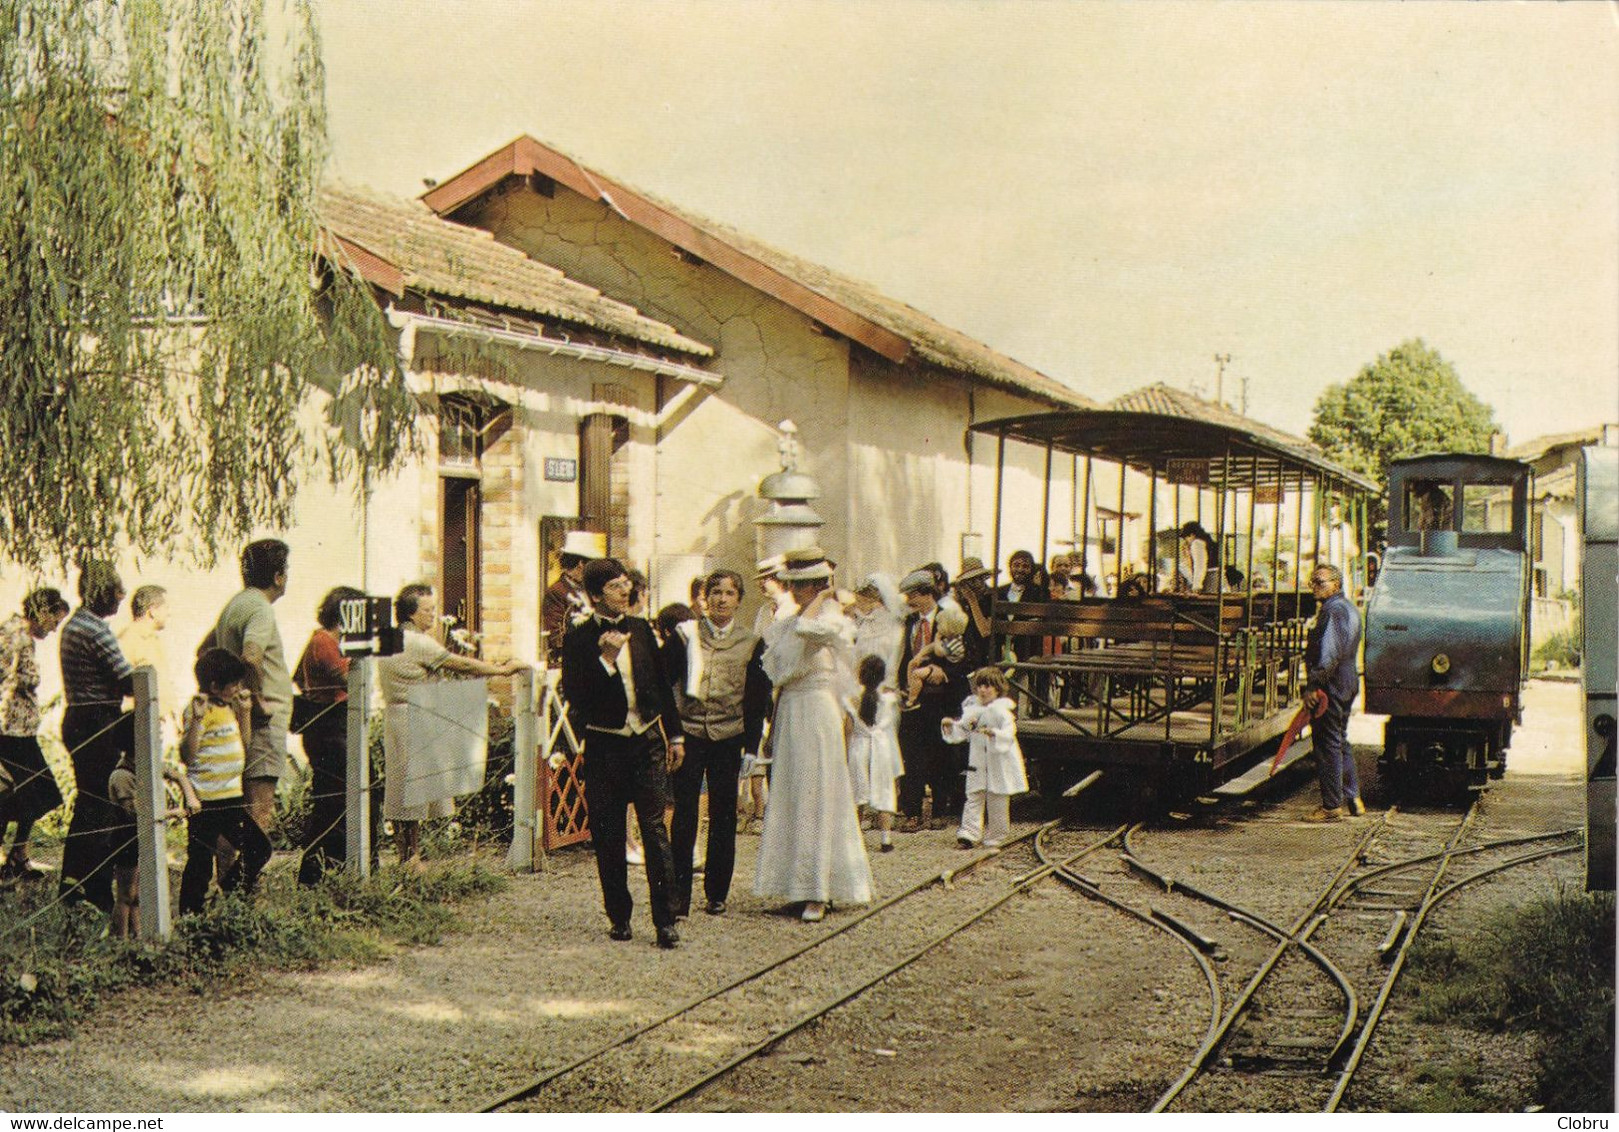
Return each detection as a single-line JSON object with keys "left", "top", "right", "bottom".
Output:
{"left": 316, "top": 0, "right": 1619, "bottom": 445}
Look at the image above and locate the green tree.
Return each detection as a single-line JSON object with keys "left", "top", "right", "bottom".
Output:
{"left": 1309, "top": 339, "right": 1499, "bottom": 483}
{"left": 0, "top": 0, "right": 414, "bottom": 571}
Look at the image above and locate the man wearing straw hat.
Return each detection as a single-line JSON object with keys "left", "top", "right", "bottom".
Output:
{"left": 895, "top": 567, "right": 970, "bottom": 831}
{"left": 543, "top": 530, "right": 605, "bottom": 668}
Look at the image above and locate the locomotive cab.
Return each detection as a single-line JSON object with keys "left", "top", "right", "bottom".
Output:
{"left": 1365, "top": 454, "right": 1532, "bottom": 794}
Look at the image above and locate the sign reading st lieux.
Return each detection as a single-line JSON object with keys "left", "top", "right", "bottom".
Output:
{"left": 544, "top": 458, "right": 578, "bottom": 482}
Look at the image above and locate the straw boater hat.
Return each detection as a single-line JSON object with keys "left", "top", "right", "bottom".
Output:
{"left": 898, "top": 567, "right": 937, "bottom": 594}
{"left": 778, "top": 546, "right": 834, "bottom": 582}
{"left": 754, "top": 553, "right": 786, "bottom": 579}
{"left": 561, "top": 530, "right": 607, "bottom": 560}
{"left": 955, "top": 556, "right": 994, "bottom": 585}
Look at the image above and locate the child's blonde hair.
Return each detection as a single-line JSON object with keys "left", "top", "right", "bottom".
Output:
{"left": 936, "top": 607, "right": 969, "bottom": 638}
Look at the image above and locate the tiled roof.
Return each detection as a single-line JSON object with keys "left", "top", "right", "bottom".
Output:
{"left": 638, "top": 188, "right": 1093, "bottom": 408}
{"left": 1506, "top": 425, "right": 1616, "bottom": 463}
{"left": 420, "top": 136, "right": 1090, "bottom": 409}
{"left": 1109, "top": 382, "right": 1317, "bottom": 452}
{"left": 1535, "top": 463, "right": 1577, "bottom": 501}
{"left": 318, "top": 185, "right": 713, "bottom": 358}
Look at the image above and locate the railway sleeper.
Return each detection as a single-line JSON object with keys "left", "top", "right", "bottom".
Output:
{"left": 1222, "top": 1045, "right": 1333, "bottom": 1071}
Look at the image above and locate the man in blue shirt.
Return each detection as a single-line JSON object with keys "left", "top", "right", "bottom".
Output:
{"left": 1304, "top": 564, "right": 1364, "bottom": 821}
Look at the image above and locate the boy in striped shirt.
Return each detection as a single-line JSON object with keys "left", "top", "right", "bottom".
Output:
{"left": 178, "top": 649, "right": 271, "bottom": 915}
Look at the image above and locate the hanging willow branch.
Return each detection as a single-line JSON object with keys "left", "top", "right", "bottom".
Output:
{"left": 0, "top": 0, "right": 415, "bottom": 571}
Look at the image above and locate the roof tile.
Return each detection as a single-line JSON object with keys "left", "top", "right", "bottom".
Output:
{"left": 318, "top": 185, "right": 713, "bottom": 358}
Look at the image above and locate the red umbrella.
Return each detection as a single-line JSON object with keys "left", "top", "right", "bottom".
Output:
{"left": 1270, "top": 692, "right": 1327, "bottom": 777}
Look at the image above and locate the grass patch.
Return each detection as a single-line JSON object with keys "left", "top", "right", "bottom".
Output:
{"left": 1405, "top": 886, "right": 1614, "bottom": 1111}
{"left": 0, "top": 857, "right": 505, "bottom": 1047}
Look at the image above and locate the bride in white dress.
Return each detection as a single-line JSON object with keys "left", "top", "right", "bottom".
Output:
{"left": 753, "top": 549, "right": 873, "bottom": 921}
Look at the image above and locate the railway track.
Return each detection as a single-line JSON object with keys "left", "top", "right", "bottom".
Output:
{"left": 479, "top": 775, "right": 1579, "bottom": 1113}
{"left": 1122, "top": 800, "right": 1583, "bottom": 1112}
{"left": 481, "top": 810, "right": 1128, "bottom": 1112}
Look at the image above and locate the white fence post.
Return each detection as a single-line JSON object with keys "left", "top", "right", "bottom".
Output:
{"left": 506, "top": 668, "right": 538, "bottom": 872}
{"left": 345, "top": 656, "right": 372, "bottom": 878}
{"left": 132, "top": 666, "right": 171, "bottom": 941}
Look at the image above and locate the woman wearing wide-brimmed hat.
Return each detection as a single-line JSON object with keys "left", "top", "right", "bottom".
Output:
{"left": 753, "top": 547, "right": 872, "bottom": 922}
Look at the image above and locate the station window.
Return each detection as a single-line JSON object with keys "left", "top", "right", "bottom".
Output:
{"left": 439, "top": 394, "right": 485, "bottom": 469}
{"left": 1461, "top": 482, "right": 1517, "bottom": 534}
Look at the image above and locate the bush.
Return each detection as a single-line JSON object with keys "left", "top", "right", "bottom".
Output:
{"left": 1407, "top": 887, "right": 1614, "bottom": 1111}
{"left": 1533, "top": 627, "right": 1582, "bottom": 672}
{"left": 0, "top": 858, "right": 506, "bottom": 1048}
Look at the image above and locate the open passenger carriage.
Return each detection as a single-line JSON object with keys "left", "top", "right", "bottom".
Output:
{"left": 971, "top": 411, "right": 1380, "bottom": 802}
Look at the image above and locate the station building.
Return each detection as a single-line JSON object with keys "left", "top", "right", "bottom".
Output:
{"left": 2, "top": 136, "right": 1089, "bottom": 701}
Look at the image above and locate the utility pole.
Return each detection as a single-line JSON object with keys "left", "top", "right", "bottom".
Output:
{"left": 1213, "top": 353, "right": 1231, "bottom": 406}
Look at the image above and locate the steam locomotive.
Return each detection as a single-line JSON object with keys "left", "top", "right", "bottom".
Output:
{"left": 1363, "top": 453, "right": 1532, "bottom": 794}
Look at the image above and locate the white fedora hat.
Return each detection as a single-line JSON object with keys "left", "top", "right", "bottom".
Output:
{"left": 561, "top": 530, "right": 607, "bottom": 559}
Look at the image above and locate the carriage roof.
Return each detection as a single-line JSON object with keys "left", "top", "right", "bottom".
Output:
{"left": 970, "top": 410, "right": 1380, "bottom": 494}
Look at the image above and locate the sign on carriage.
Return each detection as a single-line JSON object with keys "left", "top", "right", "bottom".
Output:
{"left": 338, "top": 595, "right": 405, "bottom": 657}
{"left": 1166, "top": 459, "right": 1209, "bottom": 485}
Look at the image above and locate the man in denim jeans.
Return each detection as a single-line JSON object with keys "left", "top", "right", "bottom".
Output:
{"left": 1304, "top": 564, "right": 1364, "bottom": 821}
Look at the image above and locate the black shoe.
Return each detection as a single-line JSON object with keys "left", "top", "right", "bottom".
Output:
{"left": 1, "top": 857, "right": 50, "bottom": 881}
{"left": 608, "top": 923, "right": 633, "bottom": 942}
{"left": 656, "top": 925, "right": 681, "bottom": 949}
{"left": 704, "top": 900, "right": 727, "bottom": 916}
{"left": 880, "top": 841, "right": 895, "bottom": 853}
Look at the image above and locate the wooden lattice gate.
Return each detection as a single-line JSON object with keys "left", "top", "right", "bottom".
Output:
{"left": 538, "top": 675, "right": 590, "bottom": 850}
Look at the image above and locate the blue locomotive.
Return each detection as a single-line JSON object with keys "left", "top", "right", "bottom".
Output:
{"left": 1364, "top": 454, "right": 1533, "bottom": 793}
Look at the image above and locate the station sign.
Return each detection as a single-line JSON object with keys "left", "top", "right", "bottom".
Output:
{"left": 544, "top": 457, "right": 578, "bottom": 482}
{"left": 338, "top": 596, "right": 405, "bottom": 657}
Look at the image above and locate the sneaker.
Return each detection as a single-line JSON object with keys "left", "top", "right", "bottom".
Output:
{"left": 1349, "top": 797, "right": 1367, "bottom": 816}
{"left": 1305, "top": 806, "right": 1348, "bottom": 822}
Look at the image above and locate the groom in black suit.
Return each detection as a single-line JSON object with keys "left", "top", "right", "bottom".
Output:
{"left": 561, "top": 557, "right": 684, "bottom": 949}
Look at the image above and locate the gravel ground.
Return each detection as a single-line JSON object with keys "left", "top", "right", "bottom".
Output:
{"left": 0, "top": 681, "right": 1592, "bottom": 1112}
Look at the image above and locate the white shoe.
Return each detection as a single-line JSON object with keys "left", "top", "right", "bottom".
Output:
{"left": 801, "top": 901, "right": 826, "bottom": 922}
{"left": 626, "top": 845, "right": 644, "bottom": 865}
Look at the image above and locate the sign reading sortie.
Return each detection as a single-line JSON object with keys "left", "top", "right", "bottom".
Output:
{"left": 338, "top": 596, "right": 405, "bottom": 657}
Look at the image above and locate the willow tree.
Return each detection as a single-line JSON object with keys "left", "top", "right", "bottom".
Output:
{"left": 0, "top": 0, "right": 414, "bottom": 571}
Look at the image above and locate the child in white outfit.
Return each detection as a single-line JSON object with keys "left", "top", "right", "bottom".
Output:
{"left": 846, "top": 655, "right": 903, "bottom": 852}
{"left": 942, "top": 666, "right": 1029, "bottom": 849}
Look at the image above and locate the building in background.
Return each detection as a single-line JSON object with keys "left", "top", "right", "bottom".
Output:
{"left": 419, "top": 135, "right": 1089, "bottom": 604}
